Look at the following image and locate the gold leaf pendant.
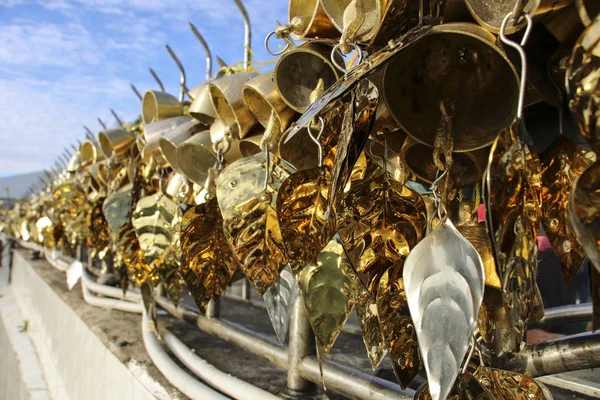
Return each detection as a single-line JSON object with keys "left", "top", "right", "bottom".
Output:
{"left": 180, "top": 198, "right": 240, "bottom": 312}
{"left": 355, "top": 287, "right": 387, "bottom": 370}
{"left": 216, "top": 152, "right": 296, "bottom": 295}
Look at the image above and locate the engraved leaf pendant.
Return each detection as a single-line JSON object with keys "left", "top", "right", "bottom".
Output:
{"left": 264, "top": 265, "right": 300, "bottom": 344}
{"left": 102, "top": 184, "right": 133, "bottom": 235}
{"left": 376, "top": 265, "right": 421, "bottom": 388}
{"left": 403, "top": 219, "right": 485, "bottom": 400}
{"left": 297, "top": 237, "right": 360, "bottom": 358}
{"left": 180, "top": 198, "right": 240, "bottom": 312}
{"left": 541, "top": 136, "right": 595, "bottom": 284}
{"left": 116, "top": 222, "right": 152, "bottom": 286}
{"left": 277, "top": 165, "right": 335, "bottom": 269}
{"left": 355, "top": 287, "right": 387, "bottom": 371}
{"left": 216, "top": 152, "right": 296, "bottom": 295}
{"left": 337, "top": 172, "right": 427, "bottom": 295}
{"left": 131, "top": 193, "right": 181, "bottom": 264}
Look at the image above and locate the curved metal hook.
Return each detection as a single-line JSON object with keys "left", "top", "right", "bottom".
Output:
{"left": 499, "top": 12, "right": 533, "bottom": 120}
{"left": 149, "top": 67, "right": 165, "bottom": 92}
{"left": 189, "top": 22, "right": 213, "bottom": 80}
{"left": 110, "top": 109, "right": 124, "bottom": 127}
{"left": 233, "top": 0, "right": 252, "bottom": 70}
{"left": 130, "top": 83, "right": 142, "bottom": 101}
{"left": 166, "top": 44, "right": 187, "bottom": 102}
{"left": 216, "top": 56, "right": 228, "bottom": 69}
{"left": 97, "top": 118, "right": 107, "bottom": 130}
{"left": 307, "top": 117, "right": 325, "bottom": 167}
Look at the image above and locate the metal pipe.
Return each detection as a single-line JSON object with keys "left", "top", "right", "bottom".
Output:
{"left": 530, "top": 303, "right": 593, "bottom": 328}
{"left": 494, "top": 331, "right": 600, "bottom": 377}
{"left": 130, "top": 83, "right": 143, "bottom": 101}
{"left": 166, "top": 45, "right": 187, "bottom": 103}
{"left": 162, "top": 327, "right": 279, "bottom": 399}
{"left": 141, "top": 310, "right": 229, "bottom": 400}
{"left": 82, "top": 269, "right": 141, "bottom": 303}
{"left": 283, "top": 296, "right": 319, "bottom": 398}
{"left": 81, "top": 272, "right": 143, "bottom": 313}
{"left": 189, "top": 22, "right": 212, "bottom": 80}
{"left": 155, "top": 297, "right": 414, "bottom": 400}
{"left": 149, "top": 67, "right": 165, "bottom": 92}
{"left": 233, "top": 0, "right": 251, "bottom": 70}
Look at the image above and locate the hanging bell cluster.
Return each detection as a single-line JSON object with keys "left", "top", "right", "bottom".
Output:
{"left": 4, "top": 1, "right": 600, "bottom": 399}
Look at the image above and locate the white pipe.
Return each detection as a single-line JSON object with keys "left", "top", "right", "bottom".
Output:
{"left": 82, "top": 269, "right": 142, "bottom": 303}
{"left": 81, "top": 277, "right": 143, "bottom": 313}
{"left": 141, "top": 310, "right": 230, "bottom": 400}
{"left": 161, "top": 328, "right": 279, "bottom": 400}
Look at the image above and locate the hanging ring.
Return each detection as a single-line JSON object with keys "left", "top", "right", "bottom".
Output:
{"left": 264, "top": 30, "right": 292, "bottom": 56}
{"left": 331, "top": 42, "right": 362, "bottom": 73}
{"left": 307, "top": 116, "right": 325, "bottom": 167}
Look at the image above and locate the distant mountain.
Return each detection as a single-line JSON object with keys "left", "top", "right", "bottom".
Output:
{"left": 0, "top": 171, "right": 45, "bottom": 199}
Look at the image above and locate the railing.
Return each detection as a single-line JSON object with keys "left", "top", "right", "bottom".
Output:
{"left": 5, "top": 235, "right": 600, "bottom": 400}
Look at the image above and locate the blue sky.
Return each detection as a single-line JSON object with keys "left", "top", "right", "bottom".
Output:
{"left": 0, "top": 0, "right": 287, "bottom": 176}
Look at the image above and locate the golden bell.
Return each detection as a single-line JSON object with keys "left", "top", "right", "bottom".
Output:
{"left": 383, "top": 22, "right": 519, "bottom": 152}
{"left": 238, "top": 134, "right": 264, "bottom": 158}
{"left": 79, "top": 140, "right": 105, "bottom": 166}
{"left": 142, "top": 116, "right": 193, "bottom": 167}
{"left": 274, "top": 42, "right": 343, "bottom": 113}
{"left": 320, "top": 0, "right": 385, "bottom": 41}
{"left": 465, "top": 0, "right": 571, "bottom": 34}
{"left": 400, "top": 136, "right": 488, "bottom": 188}
{"left": 66, "top": 151, "right": 82, "bottom": 173}
{"left": 288, "top": 0, "right": 340, "bottom": 39}
{"left": 209, "top": 72, "right": 259, "bottom": 140}
{"left": 164, "top": 172, "right": 193, "bottom": 203}
{"left": 159, "top": 119, "right": 205, "bottom": 172}
{"left": 242, "top": 71, "right": 297, "bottom": 131}
{"left": 98, "top": 128, "right": 136, "bottom": 160}
{"left": 142, "top": 90, "right": 183, "bottom": 124}
{"left": 177, "top": 130, "right": 217, "bottom": 185}
{"left": 188, "top": 82, "right": 218, "bottom": 125}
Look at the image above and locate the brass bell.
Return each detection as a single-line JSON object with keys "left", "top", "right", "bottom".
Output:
{"left": 383, "top": 22, "right": 519, "bottom": 152}
{"left": 209, "top": 72, "right": 259, "bottom": 139}
{"left": 98, "top": 128, "right": 136, "bottom": 160}
{"left": 177, "top": 130, "right": 215, "bottom": 185}
{"left": 159, "top": 119, "right": 205, "bottom": 172}
{"left": 142, "top": 90, "right": 183, "bottom": 124}
{"left": 287, "top": 0, "right": 340, "bottom": 39}
{"left": 274, "top": 42, "right": 343, "bottom": 113}
{"left": 238, "top": 134, "right": 263, "bottom": 158}
{"left": 142, "top": 116, "right": 193, "bottom": 167}
{"left": 79, "top": 140, "right": 105, "bottom": 166}
{"left": 188, "top": 82, "right": 218, "bottom": 125}
{"left": 464, "top": 0, "right": 571, "bottom": 34}
{"left": 320, "top": 0, "right": 385, "bottom": 42}
{"left": 242, "top": 71, "right": 297, "bottom": 131}
{"left": 399, "top": 136, "right": 488, "bottom": 188}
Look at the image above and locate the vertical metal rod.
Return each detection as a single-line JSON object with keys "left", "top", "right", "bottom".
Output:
{"left": 189, "top": 22, "right": 213, "bottom": 80}
{"left": 205, "top": 298, "right": 221, "bottom": 319}
{"left": 282, "top": 296, "right": 319, "bottom": 399}
{"left": 241, "top": 279, "right": 251, "bottom": 300}
{"left": 233, "top": 0, "right": 252, "bottom": 71}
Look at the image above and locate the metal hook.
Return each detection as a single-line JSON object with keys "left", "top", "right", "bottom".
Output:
{"left": 369, "top": 134, "right": 389, "bottom": 176}
{"left": 331, "top": 42, "right": 362, "bottom": 74}
{"left": 149, "top": 67, "right": 165, "bottom": 92}
{"left": 70, "top": 144, "right": 78, "bottom": 153}
{"left": 265, "top": 30, "right": 291, "bottom": 56}
{"left": 216, "top": 56, "right": 228, "bottom": 69}
{"left": 97, "top": 118, "right": 107, "bottom": 130}
{"left": 130, "top": 83, "right": 143, "bottom": 101}
{"left": 110, "top": 109, "right": 124, "bottom": 127}
{"left": 84, "top": 125, "right": 94, "bottom": 136}
{"left": 307, "top": 116, "right": 325, "bottom": 167}
{"left": 263, "top": 143, "right": 270, "bottom": 190}
{"left": 461, "top": 335, "right": 477, "bottom": 374}
{"left": 189, "top": 22, "right": 212, "bottom": 80}
{"left": 166, "top": 45, "right": 187, "bottom": 103}
{"left": 499, "top": 12, "right": 533, "bottom": 120}
{"left": 233, "top": 0, "right": 252, "bottom": 71}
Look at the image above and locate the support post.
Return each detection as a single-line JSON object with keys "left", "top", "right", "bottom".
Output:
{"left": 241, "top": 279, "right": 251, "bottom": 300}
{"left": 281, "top": 296, "right": 320, "bottom": 400}
{"left": 205, "top": 298, "right": 221, "bottom": 319}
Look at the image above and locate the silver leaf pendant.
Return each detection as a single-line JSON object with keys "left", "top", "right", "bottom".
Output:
{"left": 403, "top": 219, "right": 485, "bottom": 400}
{"left": 264, "top": 265, "right": 299, "bottom": 344}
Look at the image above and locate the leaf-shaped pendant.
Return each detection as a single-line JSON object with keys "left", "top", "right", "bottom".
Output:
{"left": 264, "top": 265, "right": 299, "bottom": 343}
{"left": 473, "top": 366, "right": 550, "bottom": 399}
{"left": 132, "top": 193, "right": 180, "bottom": 264}
{"left": 376, "top": 265, "right": 421, "bottom": 388}
{"left": 102, "top": 184, "right": 133, "bottom": 235}
{"left": 414, "top": 372, "right": 492, "bottom": 400}
{"left": 86, "top": 199, "right": 111, "bottom": 259}
{"left": 327, "top": 80, "right": 379, "bottom": 217}
{"left": 403, "top": 219, "right": 485, "bottom": 400}
{"left": 337, "top": 171, "right": 427, "bottom": 294}
{"left": 152, "top": 247, "right": 185, "bottom": 306}
{"left": 485, "top": 123, "right": 544, "bottom": 336}
{"left": 570, "top": 161, "right": 600, "bottom": 274}
{"left": 297, "top": 237, "right": 359, "bottom": 358}
{"left": 277, "top": 165, "right": 335, "bottom": 269}
{"left": 180, "top": 198, "right": 240, "bottom": 312}
{"left": 116, "top": 222, "right": 153, "bottom": 286}
{"left": 541, "top": 137, "right": 595, "bottom": 284}
{"left": 216, "top": 152, "right": 296, "bottom": 295}
{"left": 355, "top": 287, "right": 387, "bottom": 370}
